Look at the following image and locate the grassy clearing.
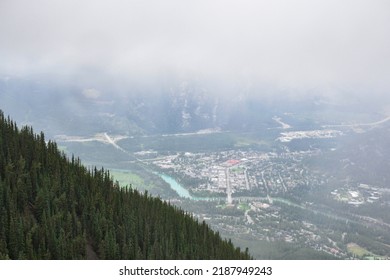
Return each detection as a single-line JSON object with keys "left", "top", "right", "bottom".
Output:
{"left": 110, "top": 169, "right": 151, "bottom": 190}
{"left": 231, "top": 166, "right": 244, "bottom": 173}
{"left": 217, "top": 203, "right": 233, "bottom": 209}
{"left": 238, "top": 203, "right": 251, "bottom": 211}
{"left": 234, "top": 136, "right": 270, "bottom": 148}
{"left": 347, "top": 243, "right": 370, "bottom": 257}
{"left": 346, "top": 243, "right": 382, "bottom": 259}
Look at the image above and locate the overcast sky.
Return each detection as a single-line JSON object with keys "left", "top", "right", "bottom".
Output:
{"left": 1, "top": 0, "right": 390, "bottom": 100}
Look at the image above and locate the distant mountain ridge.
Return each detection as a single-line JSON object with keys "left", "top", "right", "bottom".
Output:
{"left": 0, "top": 77, "right": 320, "bottom": 137}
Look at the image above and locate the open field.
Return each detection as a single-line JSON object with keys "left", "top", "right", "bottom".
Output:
{"left": 110, "top": 169, "right": 148, "bottom": 189}
{"left": 346, "top": 243, "right": 383, "bottom": 259}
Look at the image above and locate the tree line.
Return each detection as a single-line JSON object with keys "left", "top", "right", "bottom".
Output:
{"left": 0, "top": 110, "right": 250, "bottom": 259}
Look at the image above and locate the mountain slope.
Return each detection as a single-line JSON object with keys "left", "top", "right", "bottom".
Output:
{"left": 0, "top": 78, "right": 276, "bottom": 137}
{"left": 0, "top": 110, "right": 250, "bottom": 259}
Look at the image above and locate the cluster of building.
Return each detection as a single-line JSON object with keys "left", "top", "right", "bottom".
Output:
{"left": 149, "top": 149, "right": 325, "bottom": 199}
{"left": 331, "top": 183, "right": 383, "bottom": 206}
{"left": 189, "top": 199, "right": 348, "bottom": 259}
{"left": 140, "top": 147, "right": 386, "bottom": 259}
{"left": 277, "top": 129, "right": 343, "bottom": 142}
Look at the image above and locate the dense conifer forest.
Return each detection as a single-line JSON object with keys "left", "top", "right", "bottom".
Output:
{"left": 0, "top": 110, "right": 250, "bottom": 259}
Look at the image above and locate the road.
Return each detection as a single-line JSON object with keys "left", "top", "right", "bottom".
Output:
{"left": 323, "top": 115, "right": 390, "bottom": 128}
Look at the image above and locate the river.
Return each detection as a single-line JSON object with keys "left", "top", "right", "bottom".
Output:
{"left": 159, "top": 174, "right": 193, "bottom": 199}
{"left": 158, "top": 173, "right": 216, "bottom": 201}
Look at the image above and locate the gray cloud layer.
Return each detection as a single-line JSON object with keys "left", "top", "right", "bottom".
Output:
{"left": 1, "top": 0, "right": 390, "bottom": 99}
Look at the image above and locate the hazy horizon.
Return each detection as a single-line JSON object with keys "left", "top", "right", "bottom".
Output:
{"left": 1, "top": 0, "right": 389, "bottom": 108}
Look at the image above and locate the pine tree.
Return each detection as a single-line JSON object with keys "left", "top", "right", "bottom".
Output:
{"left": 0, "top": 110, "right": 251, "bottom": 260}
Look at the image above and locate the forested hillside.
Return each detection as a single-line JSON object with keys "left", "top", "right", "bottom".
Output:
{"left": 0, "top": 110, "right": 250, "bottom": 259}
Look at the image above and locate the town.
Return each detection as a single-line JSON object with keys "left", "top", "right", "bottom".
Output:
{"left": 143, "top": 149, "right": 321, "bottom": 197}
{"left": 132, "top": 147, "right": 388, "bottom": 259}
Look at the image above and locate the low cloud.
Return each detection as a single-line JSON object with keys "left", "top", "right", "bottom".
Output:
{"left": 1, "top": 0, "right": 389, "bottom": 101}
{"left": 82, "top": 88, "right": 101, "bottom": 99}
